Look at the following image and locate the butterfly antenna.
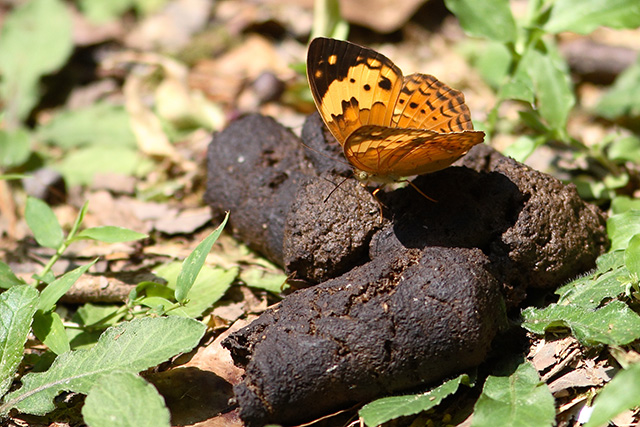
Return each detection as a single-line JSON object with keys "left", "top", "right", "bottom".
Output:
{"left": 322, "top": 175, "right": 351, "bottom": 203}
{"left": 403, "top": 180, "right": 438, "bottom": 203}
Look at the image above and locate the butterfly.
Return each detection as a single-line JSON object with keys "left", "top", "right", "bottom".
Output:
{"left": 306, "top": 37, "right": 485, "bottom": 193}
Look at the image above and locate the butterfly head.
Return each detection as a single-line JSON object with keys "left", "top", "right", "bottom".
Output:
{"left": 353, "top": 169, "right": 400, "bottom": 184}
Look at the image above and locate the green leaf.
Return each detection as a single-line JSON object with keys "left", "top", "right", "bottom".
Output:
{"left": 0, "top": 261, "right": 26, "bottom": 289}
{"left": 32, "top": 311, "right": 70, "bottom": 355}
{"left": 0, "top": 0, "right": 73, "bottom": 123}
{"left": 25, "top": 197, "right": 64, "bottom": 249}
{"left": 607, "top": 136, "right": 640, "bottom": 163}
{"left": 545, "top": 0, "right": 640, "bottom": 34}
{"left": 595, "top": 250, "right": 625, "bottom": 272}
{"left": 38, "top": 260, "right": 97, "bottom": 312}
{"left": 522, "top": 300, "right": 640, "bottom": 346}
{"left": 0, "top": 285, "right": 39, "bottom": 397}
{"left": 0, "top": 317, "right": 206, "bottom": 415}
{"left": 138, "top": 296, "right": 176, "bottom": 315}
{"left": 473, "top": 41, "right": 512, "bottom": 90}
{"left": 524, "top": 48, "right": 574, "bottom": 136}
{"left": 502, "top": 136, "right": 544, "bottom": 163}
{"left": 554, "top": 267, "right": 628, "bottom": 309}
{"left": 82, "top": 371, "right": 170, "bottom": 427}
{"left": 596, "top": 59, "right": 640, "bottom": 119}
{"left": 72, "top": 226, "right": 148, "bottom": 243}
{"left": 175, "top": 212, "right": 229, "bottom": 303}
{"left": 611, "top": 196, "right": 640, "bottom": 215}
{"left": 584, "top": 363, "right": 640, "bottom": 427}
{"left": 55, "top": 145, "right": 142, "bottom": 187}
{"left": 0, "top": 128, "right": 31, "bottom": 168}
{"left": 68, "top": 303, "right": 125, "bottom": 350}
{"left": 240, "top": 265, "right": 287, "bottom": 294}
{"left": 36, "top": 103, "right": 137, "bottom": 149}
{"left": 471, "top": 362, "right": 554, "bottom": 427}
{"left": 360, "top": 374, "right": 471, "bottom": 426}
{"left": 156, "top": 262, "right": 237, "bottom": 318}
{"left": 499, "top": 76, "right": 535, "bottom": 104}
{"left": 444, "top": 0, "right": 517, "bottom": 42}
{"left": 607, "top": 210, "right": 640, "bottom": 251}
{"left": 624, "top": 234, "right": 640, "bottom": 277}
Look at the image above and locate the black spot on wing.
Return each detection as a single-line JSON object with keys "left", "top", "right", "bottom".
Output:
{"left": 378, "top": 76, "right": 392, "bottom": 90}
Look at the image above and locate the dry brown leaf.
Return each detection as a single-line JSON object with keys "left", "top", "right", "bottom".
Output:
{"left": 124, "top": 0, "right": 212, "bottom": 51}
{"left": 153, "top": 206, "right": 213, "bottom": 234}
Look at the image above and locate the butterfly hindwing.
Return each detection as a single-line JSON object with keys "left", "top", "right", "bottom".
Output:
{"left": 393, "top": 73, "right": 475, "bottom": 133}
{"left": 344, "top": 125, "right": 485, "bottom": 179}
{"left": 307, "top": 37, "right": 403, "bottom": 144}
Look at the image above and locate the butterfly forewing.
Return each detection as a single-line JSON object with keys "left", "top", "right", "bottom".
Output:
{"left": 393, "top": 73, "right": 475, "bottom": 133}
{"left": 307, "top": 37, "right": 403, "bottom": 145}
{"left": 345, "top": 125, "right": 484, "bottom": 179}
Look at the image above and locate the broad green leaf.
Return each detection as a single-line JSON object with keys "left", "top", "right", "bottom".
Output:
{"left": 0, "top": 317, "right": 206, "bottom": 415}
{"left": 472, "top": 362, "right": 554, "bottom": 427}
{"left": 72, "top": 303, "right": 124, "bottom": 328}
{"left": 607, "top": 136, "right": 640, "bottom": 163}
{"left": 522, "top": 300, "right": 640, "bottom": 346}
{"left": 0, "top": 128, "right": 31, "bottom": 168}
{"left": 0, "top": 261, "right": 26, "bottom": 289}
{"left": 175, "top": 212, "right": 229, "bottom": 303}
{"left": 0, "top": 0, "right": 73, "bottom": 122}
{"left": 25, "top": 197, "right": 63, "bottom": 249}
{"left": 36, "top": 103, "right": 137, "bottom": 148}
{"left": 596, "top": 59, "right": 640, "bottom": 119}
{"left": 502, "top": 136, "right": 543, "bottom": 163}
{"left": 0, "top": 285, "right": 39, "bottom": 397}
{"left": 68, "top": 303, "right": 125, "bottom": 350}
{"left": 624, "top": 234, "right": 640, "bottom": 277}
{"left": 157, "top": 262, "right": 236, "bottom": 318}
{"left": 554, "top": 267, "right": 628, "bottom": 309}
{"left": 32, "top": 311, "right": 70, "bottom": 355}
{"left": 82, "top": 371, "right": 170, "bottom": 427}
{"left": 499, "top": 76, "right": 535, "bottom": 104}
{"left": 38, "top": 260, "right": 97, "bottom": 312}
{"left": 473, "top": 41, "right": 512, "bottom": 90}
{"left": 524, "top": 48, "right": 574, "bottom": 136}
{"left": 611, "top": 196, "right": 640, "bottom": 215}
{"left": 72, "top": 226, "right": 148, "bottom": 243}
{"left": 545, "top": 0, "right": 640, "bottom": 34}
{"left": 240, "top": 265, "right": 287, "bottom": 294}
{"left": 360, "top": 374, "right": 471, "bottom": 426}
{"left": 444, "top": 0, "right": 516, "bottom": 42}
{"left": 585, "top": 363, "right": 640, "bottom": 427}
{"left": 595, "top": 250, "right": 624, "bottom": 272}
{"left": 607, "top": 210, "right": 640, "bottom": 251}
{"left": 55, "top": 145, "right": 141, "bottom": 186}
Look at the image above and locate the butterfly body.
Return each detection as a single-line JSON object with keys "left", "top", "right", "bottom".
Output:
{"left": 307, "top": 37, "right": 484, "bottom": 185}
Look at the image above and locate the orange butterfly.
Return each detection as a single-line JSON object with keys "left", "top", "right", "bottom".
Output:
{"left": 306, "top": 37, "right": 484, "bottom": 193}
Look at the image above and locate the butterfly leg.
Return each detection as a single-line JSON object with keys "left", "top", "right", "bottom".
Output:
{"left": 404, "top": 180, "right": 438, "bottom": 203}
{"left": 371, "top": 187, "right": 387, "bottom": 222}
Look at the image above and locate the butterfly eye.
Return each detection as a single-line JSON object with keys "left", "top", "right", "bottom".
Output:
{"left": 354, "top": 170, "right": 370, "bottom": 182}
